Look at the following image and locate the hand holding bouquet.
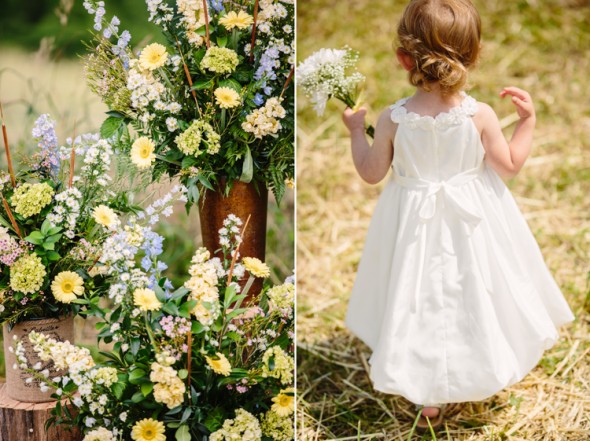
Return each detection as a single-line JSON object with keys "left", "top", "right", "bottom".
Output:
{"left": 298, "top": 47, "right": 374, "bottom": 137}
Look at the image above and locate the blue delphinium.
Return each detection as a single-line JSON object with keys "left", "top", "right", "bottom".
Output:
{"left": 31, "top": 114, "right": 60, "bottom": 179}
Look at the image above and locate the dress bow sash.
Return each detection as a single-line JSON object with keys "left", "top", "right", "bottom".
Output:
{"left": 393, "top": 162, "right": 485, "bottom": 235}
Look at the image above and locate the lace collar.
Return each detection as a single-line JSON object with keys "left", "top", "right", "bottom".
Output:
{"left": 390, "top": 92, "right": 478, "bottom": 129}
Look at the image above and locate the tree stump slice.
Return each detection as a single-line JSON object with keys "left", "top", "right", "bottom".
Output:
{"left": 0, "top": 384, "right": 81, "bottom": 441}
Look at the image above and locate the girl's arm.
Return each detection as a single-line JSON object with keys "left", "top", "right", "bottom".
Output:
{"left": 477, "top": 87, "right": 536, "bottom": 179}
{"left": 342, "top": 107, "right": 396, "bottom": 184}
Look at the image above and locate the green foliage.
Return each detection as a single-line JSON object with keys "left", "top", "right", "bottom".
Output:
{"left": 0, "top": 0, "right": 161, "bottom": 57}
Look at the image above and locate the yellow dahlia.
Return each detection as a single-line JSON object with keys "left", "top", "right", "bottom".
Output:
{"left": 133, "top": 288, "right": 162, "bottom": 312}
{"left": 92, "top": 205, "right": 118, "bottom": 228}
{"left": 271, "top": 387, "right": 295, "bottom": 416}
{"left": 139, "top": 43, "right": 168, "bottom": 70}
{"left": 242, "top": 257, "right": 271, "bottom": 278}
{"left": 206, "top": 352, "right": 232, "bottom": 376}
{"left": 130, "top": 137, "right": 156, "bottom": 169}
{"left": 51, "top": 271, "right": 84, "bottom": 303}
{"left": 130, "top": 418, "right": 165, "bottom": 441}
{"left": 214, "top": 87, "right": 241, "bottom": 109}
{"left": 219, "top": 10, "right": 254, "bottom": 30}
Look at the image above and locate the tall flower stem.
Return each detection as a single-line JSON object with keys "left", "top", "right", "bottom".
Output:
{"left": 201, "top": 0, "right": 211, "bottom": 48}
{"left": 176, "top": 38, "right": 202, "bottom": 118}
{"left": 1, "top": 196, "right": 22, "bottom": 239}
{"left": 249, "top": 0, "right": 259, "bottom": 63}
{"left": 186, "top": 330, "right": 192, "bottom": 404}
{"left": 226, "top": 214, "right": 251, "bottom": 286}
{"left": 0, "top": 103, "right": 16, "bottom": 188}
{"left": 279, "top": 66, "right": 295, "bottom": 100}
{"left": 68, "top": 123, "right": 76, "bottom": 188}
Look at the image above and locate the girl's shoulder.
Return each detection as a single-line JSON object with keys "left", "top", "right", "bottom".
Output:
{"left": 388, "top": 92, "right": 480, "bottom": 129}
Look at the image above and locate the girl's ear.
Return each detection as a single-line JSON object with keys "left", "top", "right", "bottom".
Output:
{"left": 396, "top": 48, "right": 414, "bottom": 72}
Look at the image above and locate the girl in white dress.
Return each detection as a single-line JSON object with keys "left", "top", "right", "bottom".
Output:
{"left": 342, "top": 0, "right": 574, "bottom": 430}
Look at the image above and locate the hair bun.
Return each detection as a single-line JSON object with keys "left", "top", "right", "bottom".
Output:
{"left": 397, "top": 0, "right": 481, "bottom": 95}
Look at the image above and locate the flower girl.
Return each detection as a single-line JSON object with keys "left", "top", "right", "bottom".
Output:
{"left": 342, "top": 0, "right": 574, "bottom": 430}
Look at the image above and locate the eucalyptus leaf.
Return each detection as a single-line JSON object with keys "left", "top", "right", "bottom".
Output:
{"left": 175, "top": 425, "right": 191, "bottom": 441}
{"left": 239, "top": 146, "right": 253, "bottom": 183}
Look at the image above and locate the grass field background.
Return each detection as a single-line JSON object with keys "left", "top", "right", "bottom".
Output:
{"left": 297, "top": 0, "right": 590, "bottom": 439}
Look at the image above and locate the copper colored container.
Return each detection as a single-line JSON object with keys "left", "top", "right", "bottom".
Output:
{"left": 198, "top": 179, "right": 268, "bottom": 297}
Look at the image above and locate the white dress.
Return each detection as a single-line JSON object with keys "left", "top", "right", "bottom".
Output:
{"left": 345, "top": 93, "right": 574, "bottom": 406}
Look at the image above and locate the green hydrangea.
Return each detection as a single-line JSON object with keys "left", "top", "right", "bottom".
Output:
{"left": 175, "top": 120, "right": 221, "bottom": 156}
{"left": 261, "top": 346, "right": 294, "bottom": 385}
{"left": 261, "top": 411, "right": 294, "bottom": 441}
{"left": 11, "top": 182, "right": 54, "bottom": 218}
{"left": 10, "top": 253, "right": 47, "bottom": 294}
{"left": 267, "top": 283, "right": 294, "bottom": 310}
{"left": 200, "top": 46, "right": 239, "bottom": 74}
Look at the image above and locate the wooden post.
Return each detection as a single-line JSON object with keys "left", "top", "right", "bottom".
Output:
{"left": 0, "top": 384, "right": 81, "bottom": 441}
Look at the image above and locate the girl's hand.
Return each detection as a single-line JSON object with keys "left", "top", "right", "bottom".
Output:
{"left": 343, "top": 107, "right": 367, "bottom": 133}
{"left": 500, "top": 87, "right": 535, "bottom": 120}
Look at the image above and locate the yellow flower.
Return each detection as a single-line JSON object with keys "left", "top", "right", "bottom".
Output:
{"left": 133, "top": 288, "right": 162, "bottom": 312}
{"left": 92, "top": 205, "right": 118, "bottom": 228}
{"left": 219, "top": 10, "right": 254, "bottom": 30}
{"left": 271, "top": 387, "right": 295, "bottom": 416}
{"left": 285, "top": 178, "right": 295, "bottom": 189}
{"left": 130, "top": 137, "right": 156, "bottom": 169}
{"left": 51, "top": 271, "right": 84, "bottom": 303}
{"left": 139, "top": 43, "right": 168, "bottom": 70}
{"left": 130, "top": 418, "right": 166, "bottom": 441}
{"left": 11, "top": 182, "right": 54, "bottom": 218}
{"left": 242, "top": 257, "right": 270, "bottom": 278}
{"left": 214, "top": 87, "right": 241, "bottom": 109}
{"left": 10, "top": 254, "right": 46, "bottom": 294}
{"left": 206, "top": 352, "right": 232, "bottom": 376}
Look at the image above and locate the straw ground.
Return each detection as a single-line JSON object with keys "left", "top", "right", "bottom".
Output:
{"left": 297, "top": 0, "right": 590, "bottom": 439}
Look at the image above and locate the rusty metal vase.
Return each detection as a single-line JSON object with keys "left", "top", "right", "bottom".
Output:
{"left": 198, "top": 179, "right": 268, "bottom": 297}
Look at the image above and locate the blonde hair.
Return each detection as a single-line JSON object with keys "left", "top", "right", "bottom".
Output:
{"left": 397, "top": 0, "right": 481, "bottom": 95}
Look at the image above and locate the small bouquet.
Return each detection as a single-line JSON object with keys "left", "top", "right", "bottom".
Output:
{"left": 84, "top": 0, "right": 295, "bottom": 205}
{"left": 14, "top": 211, "right": 294, "bottom": 440}
{"left": 298, "top": 47, "right": 374, "bottom": 137}
{"left": 0, "top": 113, "right": 132, "bottom": 325}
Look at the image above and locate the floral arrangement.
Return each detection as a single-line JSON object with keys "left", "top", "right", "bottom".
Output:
{"left": 0, "top": 113, "right": 132, "bottom": 325}
{"left": 298, "top": 47, "right": 374, "bottom": 136}
{"left": 84, "top": 0, "right": 295, "bottom": 205}
{"left": 14, "top": 212, "right": 294, "bottom": 440}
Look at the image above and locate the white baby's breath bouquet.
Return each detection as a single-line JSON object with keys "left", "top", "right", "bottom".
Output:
{"left": 298, "top": 47, "right": 374, "bottom": 137}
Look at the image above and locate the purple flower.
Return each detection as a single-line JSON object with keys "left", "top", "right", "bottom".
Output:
{"left": 31, "top": 114, "right": 60, "bottom": 178}
{"left": 208, "top": 0, "right": 224, "bottom": 12}
{"left": 253, "top": 93, "right": 264, "bottom": 106}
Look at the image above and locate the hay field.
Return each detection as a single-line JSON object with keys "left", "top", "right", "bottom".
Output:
{"left": 296, "top": 1, "right": 590, "bottom": 440}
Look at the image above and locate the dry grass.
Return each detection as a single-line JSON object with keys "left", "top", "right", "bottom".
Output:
{"left": 296, "top": 0, "right": 590, "bottom": 439}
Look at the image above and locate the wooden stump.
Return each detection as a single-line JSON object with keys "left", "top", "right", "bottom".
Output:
{"left": 0, "top": 384, "right": 81, "bottom": 441}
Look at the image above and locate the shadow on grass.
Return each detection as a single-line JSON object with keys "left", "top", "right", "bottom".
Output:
{"left": 297, "top": 333, "right": 519, "bottom": 441}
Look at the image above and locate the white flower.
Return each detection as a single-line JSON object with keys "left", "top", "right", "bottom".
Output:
{"left": 166, "top": 117, "right": 178, "bottom": 132}
{"left": 298, "top": 47, "right": 365, "bottom": 116}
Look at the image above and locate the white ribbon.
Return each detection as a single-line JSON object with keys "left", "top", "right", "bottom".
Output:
{"left": 394, "top": 162, "right": 484, "bottom": 234}
{"left": 393, "top": 162, "right": 485, "bottom": 313}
